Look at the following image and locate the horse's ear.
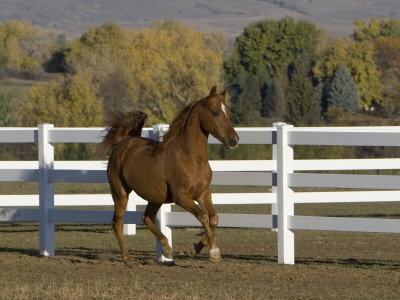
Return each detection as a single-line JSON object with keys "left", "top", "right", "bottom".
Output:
{"left": 209, "top": 86, "right": 217, "bottom": 98}
{"left": 220, "top": 87, "right": 228, "bottom": 98}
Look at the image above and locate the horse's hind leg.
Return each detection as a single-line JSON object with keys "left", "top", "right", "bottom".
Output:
{"left": 142, "top": 202, "right": 173, "bottom": 259}
{"left": 111, "top": 184, "right": 132, "bottom": 266}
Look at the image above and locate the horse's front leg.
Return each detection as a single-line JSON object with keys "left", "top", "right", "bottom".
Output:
{"left": 175, "top": 190, "right": 221, "bottom": 262}
{"left": 189, "top": 189, "right": 220, "bottom": 260}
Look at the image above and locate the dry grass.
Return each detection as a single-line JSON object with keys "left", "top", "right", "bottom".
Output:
{"left": 1, "top": 220, "right": 400, "bottom": 299}
{"left": 1, "top": 182, "right": 400, "bottom": 299}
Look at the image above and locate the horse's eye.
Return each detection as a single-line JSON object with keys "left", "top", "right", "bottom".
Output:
{"left": 212, "top": 111, "right": 219, "bottom": 116}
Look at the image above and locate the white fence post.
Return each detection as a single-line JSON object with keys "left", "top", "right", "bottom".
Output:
{"left": 38, "top": 124, "right": 55, "bottom": 256}
{"left": 272, "top": 122, "right": 285, "bottom": 232}
{"left": 123, "top": 194, "right": 137, "bottom": 235}
{"left": 276, "top": 123, "right": 295, "bottom": 264}
{"left": 156, "top": 204, "right": 172, "bottom": 262}
{"left": 153, "top": 123, "right": 169, "bottom": 141}
{"left": 153, "top": 124, "right": 172, "bottom": 262}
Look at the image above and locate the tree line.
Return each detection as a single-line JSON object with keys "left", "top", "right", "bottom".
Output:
{"left": 1, "top": 17, "right": 400, "bottom": 159}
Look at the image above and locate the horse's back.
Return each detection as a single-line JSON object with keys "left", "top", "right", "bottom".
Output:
{"left": 108, "top": 137, "right": 169, "bottom": 203}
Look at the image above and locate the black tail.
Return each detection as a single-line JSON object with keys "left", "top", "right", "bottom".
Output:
{"left": 97, "top": 111, "right": 147, "bottom": 158}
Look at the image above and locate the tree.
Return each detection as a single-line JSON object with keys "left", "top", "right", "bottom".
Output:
{"left": 228, "top": 71, "right": 262, "bottom": 126}
{"left": 0, "top": 40, "right": 7, "bottom": 69}
{"left": 373, "top": 36, "right": 400, "bottom": 118}
{"left": 19, "top": 73, "right": 102, "bottom": 127}
{"left": 224, "top": 17, "right": 323, "bottom": 126}
{"left": 259, "top": 70, "right": 275, "bottom": 118}
{"left": 353, "top": 17, "right": 400, "bottom": 42}
{"left": 346, "top": 40, "right": 382, "bottom": 107}
{"left": 313, "top": 37, "right": 347, "bottom": 80}
{"left": 270, "top": 69, "right": 289, "bottom": 120}
{"left": 225, "top": 17, "right": 323, "bottom": 79}
{"left": 18, "top": 73, "right": 103, "bottom": 160}
{"left": 64, "top": 21, "right": 226, "bottom": 124}
{"left": 126, "top": 20, "right": 226, "bottom": 123}
{"left": 327, "top": 63, "right": 359, "bottom": 112}
{"left": 0, "top": 20, "right": 57, "bottom": 72}
{"left": 314, "top": 37, "right": 382, "bottom": 108}
{"left": 285, "top": 61, "right": 320, "bottom": 126}
{"left": 353, "top": 17, "right": 380, "bottom": 42}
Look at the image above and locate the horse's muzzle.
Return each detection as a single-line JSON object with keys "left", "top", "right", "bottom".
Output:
{"left": 223, "top": 134, "right": 239, "bottom": 150}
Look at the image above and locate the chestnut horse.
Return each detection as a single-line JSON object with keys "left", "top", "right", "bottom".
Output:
{"left": 99, "top": 86, "right": 239, "bottom": 266}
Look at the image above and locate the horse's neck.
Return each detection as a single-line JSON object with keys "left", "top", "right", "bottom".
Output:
{"left": 179, "top": 114, "right": 208, "bottom": 162}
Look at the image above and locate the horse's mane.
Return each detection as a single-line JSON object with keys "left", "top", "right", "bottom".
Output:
{"left": 161, "top": 99, "right": 202, "bottom": 147}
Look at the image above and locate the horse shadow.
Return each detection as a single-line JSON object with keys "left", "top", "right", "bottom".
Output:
{"left": 1, "top": 245, "right": 399, "bottom": 270}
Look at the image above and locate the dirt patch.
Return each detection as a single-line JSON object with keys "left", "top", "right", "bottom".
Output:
{"left": 1, "top": 224, "right": 400, "bottom": 299}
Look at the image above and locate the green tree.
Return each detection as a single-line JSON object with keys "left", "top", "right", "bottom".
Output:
{"left": 224, "top": 17, "right": 323, "bottom": 125}
{"left": 285, "top": 61, "right": 320, "bottom": 126}
{"left": 259, "top": 70, "right": 275, "bottom": 118}
{"left": 229, "top": 71, "right": 262, "bottom": 126}
{"left": 327, "top": 63, "right": 359, "bottom": 112}
{"left": 270, "top": 69, "right": 289, "bottom": 120}
{"left": 225, "top": 17, "right": 322, "bottom": 79}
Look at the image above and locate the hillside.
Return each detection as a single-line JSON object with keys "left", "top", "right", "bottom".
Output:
{"left": 1, "top": 0, "right": 400, "bottom": 39}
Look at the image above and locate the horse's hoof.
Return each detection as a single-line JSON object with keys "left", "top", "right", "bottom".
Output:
{"left": 189, "top": 248, "right": 197, "bottom": 258}
{"left": 124, "top": 260, "right": 135, "bottom": 268}
{"left": 189, "top": 243, "right": 202, "bottom": 258}
{"left": 209, "top": 248, "right": 221, "bottom": 262}
{"left": 163, "top": 248, "right": 173, "bottom": 259}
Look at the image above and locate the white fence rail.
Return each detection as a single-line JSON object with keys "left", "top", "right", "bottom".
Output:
{"left": 1, "top": 124, "right": 400, "bottom": 264}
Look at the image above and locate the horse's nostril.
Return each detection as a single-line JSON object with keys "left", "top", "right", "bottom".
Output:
{"left": 231, "top": 137, "right": 238, "bottom": 146}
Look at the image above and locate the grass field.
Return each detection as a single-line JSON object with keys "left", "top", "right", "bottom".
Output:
{"left": 1, "top": 180, "right": 400, "bottom": 299}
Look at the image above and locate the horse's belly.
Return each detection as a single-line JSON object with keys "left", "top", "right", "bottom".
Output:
{"left": 123, "top": 157, "right": 168, "bottom": 203}
{"left": 128, "top": 175, "right": 168, "bottom": 203}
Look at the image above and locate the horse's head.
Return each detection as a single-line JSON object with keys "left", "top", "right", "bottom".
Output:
{"left": 199, "top": 86, "right": 239, "bottom": 150}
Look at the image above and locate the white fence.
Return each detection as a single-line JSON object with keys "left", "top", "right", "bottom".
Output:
{"left": 1, "top": 123, "right": 400, "bottom": 264}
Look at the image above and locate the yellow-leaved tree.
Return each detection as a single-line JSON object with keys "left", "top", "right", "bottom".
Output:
{"left": 19, "top": 72, "right": 103, "bottom": 159}
{"left": 17, "top": 21, "right": 227, "bottom": 158}
{"left": 20, "top": 72, "right": 102, "bottom": 127}
{"left": 313, "top": 37, "right": 382, "bottom": 108}
{"left": 65, "top": 21, "right": 227, "bottom": 124}
{"left": 0, "top": 20, "right": 56, "bottom": 71}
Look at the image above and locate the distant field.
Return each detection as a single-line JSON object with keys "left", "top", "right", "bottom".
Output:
{"left": 0, "top": 78, "right": 33, "bottom": 108}
{"left": 2, "top": 0, "right": 400, "bottom": 39}
{"left": 0, "top": 78, "right": 36, "bottom": 88}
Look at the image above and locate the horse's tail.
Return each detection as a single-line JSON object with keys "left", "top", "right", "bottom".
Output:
{"left": 97, "top": 111, "right": 147, "bottom": 158}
